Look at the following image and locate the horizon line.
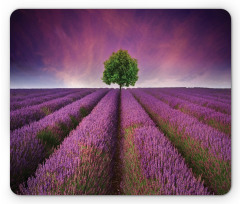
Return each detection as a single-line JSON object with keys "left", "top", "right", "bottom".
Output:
{"left": 10, "top": 86, "right": 232, "bottom": 89}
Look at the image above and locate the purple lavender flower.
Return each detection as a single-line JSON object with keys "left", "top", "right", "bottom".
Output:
{"left": 19, "top": 89, "right": 119, "bottom": 195}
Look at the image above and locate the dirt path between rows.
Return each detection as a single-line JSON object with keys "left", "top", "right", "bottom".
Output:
{"left": 111, "top": 91, "right": 123, "bottom": 195}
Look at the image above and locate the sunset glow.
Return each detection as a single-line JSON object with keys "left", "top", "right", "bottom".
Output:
{"left": 10, "top": 9, "right": 231, "bottom": 88}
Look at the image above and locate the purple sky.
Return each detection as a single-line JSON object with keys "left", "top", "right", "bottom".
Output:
{"left": 10, "top": 9, "right": 231, "bottom": 88}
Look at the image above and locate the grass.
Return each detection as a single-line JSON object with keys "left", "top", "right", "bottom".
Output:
{"left": 132, "top": 93, "right": 231, "bottom": 194}
{"left": 38, "top": 106, "right": 89, "bottom": 151}
{"left": 37, "top": 129, "right": 60, "bottom": 149}
{"left": 79, "top": 107, "right": 89, "bottom": 118}
{"left": 149, "top": 92, "right": 231, "bottom": 136}
{"left": 54, "top": 147, "right": 111, "bottom": 195}
{"left": 149, "top": 111, "right": 231, "bottom": 195}
{"left": 11, "top": 105, "right": 94, "bottom": 194}
{"left": 180, "top": 107, "right": 231, "bottom": 136}
{"left": 41, "top": 106, "right": 52, "bottom": 116}
{"left": 121, "top": 125, "right": 161, "bottom": 195}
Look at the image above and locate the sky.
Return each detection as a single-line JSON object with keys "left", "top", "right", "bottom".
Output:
{"left": 10, "top": 9, "right": 231, "bottom": 88}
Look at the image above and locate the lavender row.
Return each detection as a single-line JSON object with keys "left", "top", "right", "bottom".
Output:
{"left": 10, "top": 89, "right": 57, "bottom": 101}
{"left": 159, "top": 88, "right": 231, "bottom": 115}
{"left": 120, "top": 90, "right": 155, "bottom": 130}
{"left": 19, "top": 90, "right": 119, "bottom": 195}
{"left": 10, "top": 88, "right": 73, "bottom": 103}
{"left": 174, "top": 88, "right": 230, "bottom": 104}
{"left": 120, "top": 89, "right": 156, "bottom": 194}
{"left": 120, "top": 90, "right": 209, "bottom": 195}
{"left": 177, "top": 87, "right": 231, "bottom": 101}
{"left": 10, "top": 89, "right": 82, "bottom": 111}
{"left": 154, "top": 88, "right": 231, "bottom": 103}
{"left": 165, "top": 87, "right": 231, "bottom": 98}
{"left": 131, "top": 89, "right": 230, "bottom": 194}
{"left": 145, "top": 89, "right": 231, "bottom": 135}
{"left": 134, "top": 127, "right": 210, "bottom": 195}
{"left": 10, "top": 89, "right": 108, "bottom": 193}
{"left": 131, "top": 89, "right": 231, "bottom": 161}
{"left": 174, "top": 91, "right": 231, "bottom": 115}
{"left": 10, "top": 89, "right": 94, "bottom": 130}
{"left": 190, "top": 92, "right": 231, "bottom": 104}
{"left": 177, "top": 92, "right": 231, "bottom": 115}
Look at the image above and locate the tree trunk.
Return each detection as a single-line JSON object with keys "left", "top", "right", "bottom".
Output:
{"left": 120, "top": 84, "right": 122, "bottom": 91}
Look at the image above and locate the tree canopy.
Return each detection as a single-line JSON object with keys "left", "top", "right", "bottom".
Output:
{"left": 102, "top": 49, "right": 139, "bottom": 89}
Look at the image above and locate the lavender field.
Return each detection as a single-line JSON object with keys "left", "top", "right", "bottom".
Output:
{"left": 10, "top": 88, "right": 231, "bottom": 195}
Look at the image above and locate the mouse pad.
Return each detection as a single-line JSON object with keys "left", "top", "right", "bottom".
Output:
{"left": 10, "top": 9, "right": 231, "bottom": 195}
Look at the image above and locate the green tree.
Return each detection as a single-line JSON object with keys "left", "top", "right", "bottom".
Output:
{"left": 102, "top": 49, "right": 139, "bottom": 90}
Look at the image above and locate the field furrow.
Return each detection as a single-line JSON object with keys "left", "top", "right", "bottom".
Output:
{"left": 188, "top": 93, "right": 231, "bottom": 104}
{"left": 10, "top": 89, "right": 94, "bottom": 130}
{"left": 159, "top": 88, "right": 231, "bottom": 103}
{"left": 19, "top": 90, "right": 119, "bottom": 195}
{"left": 10, "top": 89, "right": 108, "bottom": 193}
{"left": 144, "top": 89, "right": 231, "bottom": 135}
{"left": 131, "top": 89, "right": 231, "bottom": 194}
{"left": 159, "top": 88, "right": 231, "bottom": 115}
{"left": 120, "top": 90, "right": 210, "bottom": 195}
{"left": 10, "top": 88, "right": 231, "bottom": 195}
{"left": 10, "top": 89, "right": 84, "bottom": 111}
{"left": 10, "top": 89, "right": 61, "bottom": 102}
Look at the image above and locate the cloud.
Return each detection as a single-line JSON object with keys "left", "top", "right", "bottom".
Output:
{"left": 10, "top": 9, "right": 231, "bottom": 88}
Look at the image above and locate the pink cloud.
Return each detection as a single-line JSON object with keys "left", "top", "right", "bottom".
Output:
{"left": 11, "top": 9, "right": 231, "bottom": 88}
